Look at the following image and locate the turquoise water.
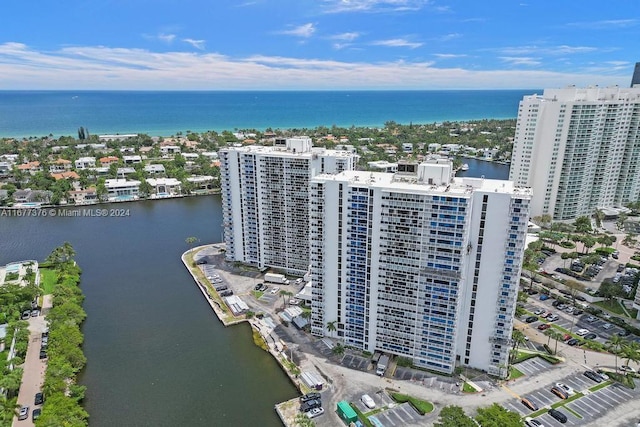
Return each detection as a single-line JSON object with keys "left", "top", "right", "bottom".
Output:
{"left": 0, "top": 90, "right": 536, "bottom": 138}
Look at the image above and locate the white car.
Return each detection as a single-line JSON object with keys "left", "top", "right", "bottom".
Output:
{"left": 555, "top": 383, "right": 574, "bottom": 395}
{"left": 524, "top": 417, "right": 544, "bottom": 427}
{"left": 576, "top": 329, "right": 590, "bottom": 336}
{"left": 270, "top": 286, "right": 280, "bottom": 294}
{"left": 306, "top": 407, "right": 324, "bottom": 418}
{"left": 621, "top": 365, "right": 636, "bottom": 373}
{"left": 361, "top": 394, "right": 376, "bottom": 409}
{"left": 602, "top": 323, "right": 612, "bottom": 330}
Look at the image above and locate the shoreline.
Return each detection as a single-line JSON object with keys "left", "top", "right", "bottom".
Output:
{"left": 180, "top": 245, "right": 306, "bottom": 426}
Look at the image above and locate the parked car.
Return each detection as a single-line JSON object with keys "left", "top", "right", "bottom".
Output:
{"left": 361, "top": 394, "right": 376, "bottom": 409}
{"left": 567, "top": 338, "right": 580, "bottom": 346}
{"left": 547, "top": 314, "right": 559, "bottom": 322}
{"left": 300, "top": 399, "right": 322, "bottom": 412}
{"left": 21, "top": 310, "right": 31, "bottom": 320}
{"left": 254, "top": 283, "right": 263, "bottom": 291}
{"left": 550, "top": 386, "right": 568, "bottom": 400}
{"left": 586, "top": 315, "right": 597, "bottom": 322}
{"left": 31, "top": 309, "right": 40, "bottom": 317}
{"left": 576, "top": 329, "right": 590, "bottom": 336}
{"left": 584, "top": 370, "right": 603, "bottom": 383}
{"left": 300, "top": 393, "right": 321, "bottom": 403}
{"left": 573, "top": 309, "right": 583, "bottom": 316}
{"left": 534, "top": 308, "right": 545, "bottom": 315}
{"left": 555, "top": 383, "right": 574, "bottom": 395}
{"left": 18, "top": 406, "right": 29, "bottom": 421}
{"left": 521, "top": 397, "right": 538, "bottom": 411}
{"left": 584, "top": 333, "right": 597, "bottom": 340}
{"left": 621, "top": 365, "right": 636, "bottom": 373}
{"left": 602, "top": 323, "right": 613, "bottom": 330}
{"left": 32, "top": 408, "right": 41, "bottom": 421}
{"left": 34, "top": 392, "right": 44, "bottom": 405}
{"left": 548, "top": 408, "right": 568, "bottom": 423}
{"left": 39, "top": 350, "right": 47, "bottom": 360}
{"left": 539, "top": 294, "right": 549, "bottom": 301}
{"left": 596, "top": 369, "right": 610, "bottom": 380}
{"left": 524, "top": 417, "right": 544, "bottom": 427}
{"left": 537, "top": 323, "right": 551, "bottom": 331}
{"left": 525, "top": 316, "right": 539, "bottom": 323}
{"left": 617, "top": 330, "right": 631, "bottom": 337}
{"left": 306, "top": 407, "right": 325, "bottom": 419}
{"left": 271, "top": 286, "right": 280, "bottom": 294}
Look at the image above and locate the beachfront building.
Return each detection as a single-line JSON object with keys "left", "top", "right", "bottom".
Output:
{"left": 510, "top": 85, "right": 640, "bottom": 220}
{"left": 309, "top": 160, "right": 531, "bottom": 377}
{"left": 74, "top": 157, "right": 96, "bottom": 169}
{"left": 104, "top": 179, "right": 140, "bottom": 201}
{"left": 220, "top": 137, "right": 358, "bottom": 275}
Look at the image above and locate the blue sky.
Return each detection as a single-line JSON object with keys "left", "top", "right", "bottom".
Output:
{"left": 1, "top": 0, "right": 638, "bottom": 90}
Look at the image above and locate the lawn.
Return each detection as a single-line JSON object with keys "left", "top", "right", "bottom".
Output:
{"left": 463, "top": 382, "right": 476, "bottom": 393}
{"left": 509, "top": 367, "right": 525, "bottom": 380}
{"left": 390, "top": 392, "right": 434, "bottom": 414}
{"left": 593, "top": 300, "right": 627, "bottom": 316}
{"left": 39, "top": 268, "right": 58, "bottom": 294}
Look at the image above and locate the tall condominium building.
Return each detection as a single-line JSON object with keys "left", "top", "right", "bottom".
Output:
{"left": 219, "top": 137, "right": 358, "bottom": 275}
{"left": 510, "top": 86, "right": 640, "bottom": 220}
{"left": 309, "top": 160, "right": 531, "bottom": 377}
{"left": 632, "top": 62, "right": 640, "bottom": 87}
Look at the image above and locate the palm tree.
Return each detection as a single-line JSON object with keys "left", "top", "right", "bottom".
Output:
{"left": 621, "top": 341, "right": 640, "bottom": 373}
{"left": 281, "top": 290, "right": 293, "bottom": 307}
{"left": 326, "top": 320, "right": 337, "bottom": 334}
{"left": 185, "top": 236, "right": 199, "bottom": 253}
{"left": 510, "top": 329, "right": 527, "bottom": 364}
{"left": 607, "top": 335, "right": 626, "bottom": 373}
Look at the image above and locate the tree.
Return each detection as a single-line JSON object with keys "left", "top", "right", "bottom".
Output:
{"left": 607, "top": 335, "right": 626, "bottom": 373}
{"left": 617, "top": 213, "right": 628, "bottom": 231}
{"left": 475, "top": 403, "right": 524, "bottom": 427}
{"left": 623, "top": 233, "right": 638, "bottom": 248}
{"left": 510, "top": 329, "right": 527, "bottom": 364}
{"left": 326, "top": 320, "right": 337, "bottom": 333}
{"left": 564, "top": 280, "right": 585, "bottom": 307}
{"left": 574, "top": 216, "right": 593, "bottom": 233}
{"left": 594, "top": 209, "right": 605, "bottom": 229}
{"left": 332, "top": 343, "right": 345, "bottom": 356}
{"left": 622, "top": 341, "right": 640, "bottom": 371}
{"left": 139, "top": 180, "right": 153, "bottom": 198}
{"left": 581, "top": 235, "right": 596, "bottom": 254}
{"left": 185, "top": 236, "right": 199, "bottom": 253}
{"left": 434, "top": 405, "right": 477, "bottom": 427}
{"left": 281, "top": 290, "right": 293, "bottom": 307}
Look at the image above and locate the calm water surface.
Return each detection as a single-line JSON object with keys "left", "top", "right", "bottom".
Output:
{"left": 0, "top": 196, "right": 297, "bottom": 427}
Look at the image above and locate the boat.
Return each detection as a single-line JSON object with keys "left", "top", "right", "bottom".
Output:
{"left": 460, "top": 163, "right": 469, "bottom": 171}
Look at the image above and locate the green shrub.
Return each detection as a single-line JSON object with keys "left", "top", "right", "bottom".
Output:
{"left": 390, "top": 392, "right": 434, "bottom": 415}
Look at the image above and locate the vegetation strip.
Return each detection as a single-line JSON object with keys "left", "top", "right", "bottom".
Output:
{"left": 390, "top": 392, "right": 434, "bottom": 414}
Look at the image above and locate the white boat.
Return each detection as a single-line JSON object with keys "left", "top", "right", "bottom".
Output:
{"left": 460, "top": 163, "right": 469, "bottom": 171}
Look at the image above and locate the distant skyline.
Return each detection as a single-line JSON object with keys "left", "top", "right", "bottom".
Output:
{"left": 1, "top": 0, "right": 638, "bottom": 90}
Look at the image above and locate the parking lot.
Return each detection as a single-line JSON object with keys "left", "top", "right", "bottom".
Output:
{"left": 503, "top": 369, "right": 640, "bottom": 426}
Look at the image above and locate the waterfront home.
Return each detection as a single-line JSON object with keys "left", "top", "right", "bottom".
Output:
{"left": 104, "top": 179, "right": 140, "bottom": 201}
{"left": 99, "top": 156, "right": 120, "bottom": 166}
{"left": 90, "top": 167, "right": 110, "bottom": 177}
{"left": 49, "top": 158, "right": 72, "bottom": 173}
{"left": 144, "top": 164, "right": 166, "bottom": 175}
{"left": 146, "top": 178, "right": 182, "bottom": 198}
{"left": 98, "top": 134, "right": 137, "bottom": 142}
{"left": 182, "top": 153, "right": 199, "bottom": 161}
{"left": 17, "top": 161, "right": 42, "bottom": 175}
{"left": 201, "top": 152, "right": 218, "bottom": 160}
{"left": 51, "top": 171, "right": 80, "bottom": 181}
{"left": 186, "top": 175, "right": 216, "bottom": 191}
{"left": 68, "top": 188, "right": 98, "bottom": 205}
{"left": 74, "top": 157, "right": 96, "bottom": 169}
{"left": 122, "top": 155, "right": 142, "bottom": 165}
{"left": 0, "top": 154, "right": 19, "bottom": 164}
{"left": 12, "top": 189, "right": 52, "bottom": 204}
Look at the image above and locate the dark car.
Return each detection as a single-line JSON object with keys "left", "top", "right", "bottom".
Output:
{"left": 32, "top": 408, "right": 41, "bottom": 421}
{"left": 548, "top": 408, "right": 568, "bottom": 423}
{"left": 521, "top": 398, "right": 538, "bottom": 411}
{"left": 550, "top": 386, "right": 569, "bottom": 400}
{"left": 254, "top": 283, "right": 263, "bottom": 291}
{"left": 584, "top": 333, "right": 597, "bottom": 340}
{"left": 573, "top": 309, "right": 583, "bottom": 316}
{"left": 584, "top": 370, "right": 603, "bottom": 383}
{"left": 617, "top": 330, "right": 631, "bottom": 337}
{"left": 39, "top": 350, "right": 47, "bottom": 360}
{"left": 34, "top": 392, "right": 44, "bottom": 405}
{"left": 567, "top": 338, "right": 580, "bottom": 346}
{"left": 300, "top": 393, "right": 321, "bottom": 403}
{"left": 525, "top": 316, "right": 538, "bottom": 323}
{"left": 300, "top": 399, "right": 322, "bottom": 412}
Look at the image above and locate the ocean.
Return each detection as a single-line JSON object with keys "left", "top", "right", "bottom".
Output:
{"left": 0, "top": 90, "right": 537, "bottom": 138}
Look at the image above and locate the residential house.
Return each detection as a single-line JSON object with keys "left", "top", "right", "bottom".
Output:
{"left": 68, "top": 188, "right": 98, "bottom": 205}
{"left": 12, "top": 189, "right": 52, "bottom": 204}
{"left": 51, "top": 171, "right": 80, "bottom": 181}
{"left": 122, "top": 155, "right": 142, "bottom": 165}
{"left": 116, "top": 167, "right": 137, "bottom": 179}
{"left": 17, "top": 161, "right": 42, "bottom": 175}
{"left": 160, "top": 145, "right": 181, "bottom": 155}
{"left": 146, "top": 178, "right": 182, "bottom": 198}
{"left": 144, "top": 164, "right": 166, "bottom": 175}
{"left": 74, "top": 157, "right": 96, "bottom": 169}
{"left": 0, "top": 162, "right": 10, "bottom": 177}
{"left": 99, "top": 156, "right": 120, "bottom": 167}
{"left": 104, "top": 179, "right": 140, "bottom": 201}
{"left": 187, "top": 175, "right": 215, "bottom": 191}
{"left": 49, "top": 159, "right": 72, "bottom": 173}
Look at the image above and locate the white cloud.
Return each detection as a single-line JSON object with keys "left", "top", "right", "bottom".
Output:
{"left": 157, "top": 33, "right": 176, "bottom": 44}
{"left": 433, "top": 53, "right": 467, "bottom": 59}
{"left": 499, "top": 56, "right": 541, "bottom": 66}
{"left": 438, "top": 33, "right": 461, "bottom": 42}
{"left": 322, "top": 0, "right": 429, "bottom": 13}
{"left": 0, "top": 42, "right": 629, "bottom": 90}
{"left": 372, "top": 38, "right": 423, "bottom": 48}
{"left": 493, "top": 45, "right": 599, "bottom": 56}
{"left": 279, "top": 23, "right": 316, "bottom": 38}
{"left": 329, "top": 32, "right": 361, "bottom": 41}
{"left": 183, "top": 38, "right": 206, "bottom": 50}
{"left": 566, "top": 19, "right": 638, "bottom": 29}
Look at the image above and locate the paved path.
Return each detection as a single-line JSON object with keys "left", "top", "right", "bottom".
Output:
{"left": 12, "top": 295, "right": 51, "bottom": 427}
